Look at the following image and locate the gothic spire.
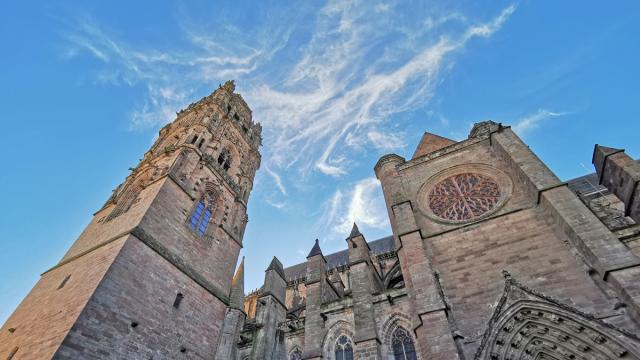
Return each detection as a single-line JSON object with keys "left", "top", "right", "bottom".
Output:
{"left": 347, "top": 222, "right": 362, "bottom": 239}
{"left": 265, "top": 256, "right": 286, "bottom": 280}
{"left": 229, "top": 257, "right": 245, "bottom": 310}
{"left": 307, "top": 239, "right": 323, "bottom": 259}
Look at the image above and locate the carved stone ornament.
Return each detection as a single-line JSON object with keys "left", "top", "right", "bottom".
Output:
{"left": 474, "top": 271, "right": 640, "bottom": 360}
{"left": 418, "top": 164, "right": 512, "bottom": 224}
{"left": 222, "top": 80, "right": 236, "bottom": 93}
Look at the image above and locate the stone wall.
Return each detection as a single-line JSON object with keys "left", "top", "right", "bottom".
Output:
{"left": 0, "top": 236, "right": 127, "bottom": 360}
{"left": 428, "top": 207, "right": 626, "bottom": 357}
{"left": 141, "top": 177, "right": 241, "bottom": 296}
{"left": 55, "top": 235, "right": 227, "bottom": 359}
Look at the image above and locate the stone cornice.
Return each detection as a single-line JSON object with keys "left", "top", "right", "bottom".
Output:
{"left": 398, "top": 135, "right": 488, "bottom": 171}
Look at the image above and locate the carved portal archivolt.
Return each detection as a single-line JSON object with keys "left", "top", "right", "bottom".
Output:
{"left": 475, "top": 274, "right": 640, "bottom": 360}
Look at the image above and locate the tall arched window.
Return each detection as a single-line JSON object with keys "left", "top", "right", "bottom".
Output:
{"left": 392, "top": 328, "right": 417, "bottom": 360}
{"left": 289, "top": 347, "right": 302, "bottom": 360}
{"left": 335, "top": 335, "right": 353, "bottom": 360}
{"left": 189, "top": 196, "right": 213, "bottom": 235}
{"left": 217, "top": 148, "right": 232, "bottom": 171}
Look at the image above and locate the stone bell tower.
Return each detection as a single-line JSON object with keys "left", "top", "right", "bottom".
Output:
{"left": 0, "top": 81, "right": 261, "bottom": 359}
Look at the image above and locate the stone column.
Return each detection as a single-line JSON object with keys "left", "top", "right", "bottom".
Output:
{"left": 302, "top": 239, "right": 327, "bottom": 360}
{"left": 492, "top": 128, "right": 640, "bottom": 322}
{"left": 375, "top": 155, "right": 461, "bottom": 360}
{"left": 215, "top": 257, "right": 246, "bottom": 360}
{"left": 346, "top": 223, "right": 382, "bottom": 359}
{"left": 593, "top": 144, "right": 640, "bottom": 223}
{"left": 251, "top": 257, "right": 287, "bottom": 360}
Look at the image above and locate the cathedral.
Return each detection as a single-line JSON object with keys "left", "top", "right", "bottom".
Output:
{"left": 1, "top": 82, "right": 640, "bottom": 360}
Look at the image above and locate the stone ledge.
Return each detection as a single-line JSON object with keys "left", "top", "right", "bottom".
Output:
{"left": 130, "top": 227, "right": 230, "bottom": 305}
{"left": 41, "top": 226, "right": 230, "bottom": 306}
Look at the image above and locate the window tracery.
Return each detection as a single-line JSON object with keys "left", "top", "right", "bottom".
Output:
{"left": 428, "top": 173, "right": 500, "bottom": 221}
{"left": 392, "top": 328, "right": 417, "bottom": 360}
{"left": 335, "top": 335, "right": 353, "bottom": 360}
{"left": 189, "top": 194, "right": 214, "bottom": 235}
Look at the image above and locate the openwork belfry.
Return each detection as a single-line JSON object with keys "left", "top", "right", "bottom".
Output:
{"left": 2, "top": 84, "right": 640, "bottom": 359}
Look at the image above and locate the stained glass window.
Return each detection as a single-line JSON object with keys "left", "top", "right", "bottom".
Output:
{"left": 392, "top": 328, "right": 417, "bottom": 360}
{"left": 189, "top": 199, "right": 212, "bottom": 235}
{"left": 335, "top": 335, "right": 353, "bottom": 360}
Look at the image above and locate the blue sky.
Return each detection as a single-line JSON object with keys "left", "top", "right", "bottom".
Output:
{"left": 1, "top": 0, "right": 639, "bottom": 324}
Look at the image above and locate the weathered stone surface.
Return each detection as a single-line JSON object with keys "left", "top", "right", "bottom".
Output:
{"left": 3, "top": 87, "right": 640, "bottom": 360}
{"left": 0, "top": 83, "right": 261, "bottom": 359}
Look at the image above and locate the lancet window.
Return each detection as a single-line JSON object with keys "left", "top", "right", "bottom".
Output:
{"left": 392, "top": 328, "right": 417, "bottom": 360}
{"left": 189, "top": 195, "right": 214, "bottom": 235}
{"left": 335, "top": 335, "right": 353, "bottom": 360}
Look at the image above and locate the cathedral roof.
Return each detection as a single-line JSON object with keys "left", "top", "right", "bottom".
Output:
{"left": 284, "top": 235, "right": 394, "bottom": 282}
{"left": 306, "top": 239, "right": 323, "bottom": 259}
{"left": 346, "top": 223, "right": 362, "bottom": 239}
{"left": 412, "top": 132, "right": 456, "bottom": 159}
{"left": 566, "top": 172, "right": 609, "bottom": 201}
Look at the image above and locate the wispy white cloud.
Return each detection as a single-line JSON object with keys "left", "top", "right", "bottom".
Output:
{"left": 265, "top": 199, "right": 286, "bottom": 209}
{"left": 367, "top": 131, "right": 406, "bottom": 150}
{"left": 319, "top": 177, "right": 388, "bottom": 239}
{"left": 62, "top": 2, "right": 517, "bottom": 221}
{"left": 424, "top": 13, "right": 467, "bottom": 30}
{"left": 264, "top": 166, "right": 287, "bottom": 196}
{"left": 63, "top": 15, "right": 288, "bottom": 129}
{"left": 247, "top": 3, "right": 517, "bottom": 178}
{"left": 512, "top": 108, "right": 570, "bottom": 136}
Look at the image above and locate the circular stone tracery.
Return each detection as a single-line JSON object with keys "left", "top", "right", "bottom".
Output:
{"left": 428, "top": 173, "right": 501, "bottom": 222}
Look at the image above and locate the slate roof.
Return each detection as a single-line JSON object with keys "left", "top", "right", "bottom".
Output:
{"left": 306, "top": 239, "right": 323, "bottom": 258}
{"left": 284, "top": 236, "right": 394, "bottom": 282}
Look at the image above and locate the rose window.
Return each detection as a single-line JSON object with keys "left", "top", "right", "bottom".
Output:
{"left": 428, "top": 173, "right": 501, "bottom": 221}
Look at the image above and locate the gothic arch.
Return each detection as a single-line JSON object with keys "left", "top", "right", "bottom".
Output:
{"left": 380, "top": 313, "right": 421, "bottom": 359}
{"left": 216, "top": 139, "right": 241, "bottom": 174}
{"left": 322, "top": 320, "right": 355, "bottom": 360}
{"left": 382, "top": 260, "right": 404, "bottom": 290}
{"left": 475, "top": 272, "right": 640, "bottom": 360}
{"left": 186, "top": 182, "right": 223, "bottom": 234}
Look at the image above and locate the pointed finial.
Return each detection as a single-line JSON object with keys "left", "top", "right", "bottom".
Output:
{"left": 266, "top": 256, "right": 285, "bottom": 279}
{"left": 232, "top": 256, "right": 245, "bottom": 286}
{"left": 307, "top": 239, "right": 323, "bottom": 258}
{"left": 348, "top": 222, "right": 362, "bottom": 239}
{"left": 222, "top": 80, "right": 236, "bottom": 93}
{"left": 229, "top": 256, "right": 245, "bottom": 309}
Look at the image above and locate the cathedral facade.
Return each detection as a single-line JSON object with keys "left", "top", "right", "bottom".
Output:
{"left": 1, "top": 83, "right": 640, "bottom": 360}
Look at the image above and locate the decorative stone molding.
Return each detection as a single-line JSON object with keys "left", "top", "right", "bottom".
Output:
{"left": 474, "top": 271, "right": 640, "bottom": 360}
{"left": 380, "top": 312, "right": 422, "bottom": 360}
{"left": 417, "top": 164, "right": 513, "bottom": 225}
{"left": 322, "top": 320, "right": 355, "bottom": 359}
